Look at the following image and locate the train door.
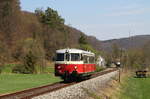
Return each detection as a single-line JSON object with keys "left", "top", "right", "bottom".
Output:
{"left": 83, "top": 55, "right": 89, "bottom": 73}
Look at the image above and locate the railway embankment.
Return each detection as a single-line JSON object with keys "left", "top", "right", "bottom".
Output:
{"left": 33, "top": 70, "right": 119, "bottom": 99}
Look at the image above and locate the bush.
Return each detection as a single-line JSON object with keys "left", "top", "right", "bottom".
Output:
{"left": 23, "top": 51, "right": 37, "bottom": 74}
{"left": 95, "top": 66, "right": 103, "bottom": 72}
{"left": 12, "top": 51, "right": 37, "bottom": 74}
{"left": 12, "top": 64, "right": 33, "bottom": 74}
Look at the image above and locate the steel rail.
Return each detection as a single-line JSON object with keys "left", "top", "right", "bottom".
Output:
{"left": 0, "top": 68, "right": 118, "bottom": 99}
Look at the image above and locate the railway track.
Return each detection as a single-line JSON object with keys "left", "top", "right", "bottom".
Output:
{"left": 0, "top": 68, "right": 118, "bottom": 99}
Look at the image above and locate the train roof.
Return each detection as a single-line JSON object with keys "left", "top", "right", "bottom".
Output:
{"left": 56, "top": 48, "right": 95, "bottom": 56}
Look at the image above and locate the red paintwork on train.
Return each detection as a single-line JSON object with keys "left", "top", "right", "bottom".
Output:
{"left": 55, "top": 64, "right": 96, "bottom": 75}
{"left": 55, "top": 49, "right": 96, "bottom": 79}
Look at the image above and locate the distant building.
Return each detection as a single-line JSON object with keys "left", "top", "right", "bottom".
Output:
{"left": 96, "top": 56, "right": 106, "bottom": 68}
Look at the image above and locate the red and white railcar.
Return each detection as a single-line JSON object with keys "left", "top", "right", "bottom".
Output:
{"left": 55, "top": 48, "right": 96, "bottom": 81}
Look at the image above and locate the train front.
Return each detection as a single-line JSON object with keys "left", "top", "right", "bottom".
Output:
{"left": 54, "top": 49, "right": 83, "bottom": 80}
{"left": 55, "top": 52, "right": 68, "bottom": 77}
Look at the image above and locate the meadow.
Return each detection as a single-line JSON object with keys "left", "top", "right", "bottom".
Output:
{"left": 118, "top": 76, "right": 150, "bottom": 99}
{"left": 0, "top": 64, "right": 62, "bottom": 94}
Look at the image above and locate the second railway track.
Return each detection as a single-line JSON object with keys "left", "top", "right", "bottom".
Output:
{"left": 0, "top": 68, "right": 118, "bottom": 99}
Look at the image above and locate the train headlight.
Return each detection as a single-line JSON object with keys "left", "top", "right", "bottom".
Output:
{"left": 58, "top": 66, "right": 61, "bottom": 69}
{"left": 74, "top": 66, "right": 77, "bottom": 69}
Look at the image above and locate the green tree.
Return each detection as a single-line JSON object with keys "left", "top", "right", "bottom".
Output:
{"left": 35, "top": 7, "right": 70, "bottom": 59}
{"left": 35, "top": 7, "right": 65, "bottom": 28}
{"left": 78, "top": 34, "right": 88, "bottom": 45}
{"left": 22, "top": 38, "right": 46, "bottom": 73}
{"left": 23, "top": 51, "right": 37, "bottom": 74}
{"left": 78, "top": 34, "right": 99, "bottom": 56}
{"left": 12, "top": 38, "right": 46, "bottom": 74}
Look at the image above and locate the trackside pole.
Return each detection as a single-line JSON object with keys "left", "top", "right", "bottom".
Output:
{"left": 118, "top": 68, "right": 121, "bottom": 83}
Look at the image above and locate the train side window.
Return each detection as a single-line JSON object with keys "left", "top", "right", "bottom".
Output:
{"left": 87, "top": 57, "right": 90, "bottom": 64}
{"left": 71, "top": 53, "right": 80, "bottom": 61}
{"left": 89, "top": 56, "right": 95, "bottom": 63}
{"left": 83, "top": 55, "right": 88, "bottom": 63}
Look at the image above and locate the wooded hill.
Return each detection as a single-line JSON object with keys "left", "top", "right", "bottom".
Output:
{"left": 101, "top": 35, "right": 150, "bottom": 52}
{"left": 1, "top": 0, "right": 150, "bottom": 74}
{"left": 0, "top": 0, "right": 101, "bottom": 63}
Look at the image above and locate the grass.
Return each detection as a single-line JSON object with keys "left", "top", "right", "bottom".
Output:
{"left": 96, "top": 70, "right": 150, "bottom": 99}
{"left": 0, "top": 74, "right": 62, "bottom": 94}
{"left": 0, "top": 63, "right": 62, "bottom": 94}
{"left": 1, "top": 64, "right": 17, "bottom": 74}
{"left": 118, "top": 76, "right": 150, "bottom": 99}
{"left": 44, "top": 65, "right": 55, "bottom": 73}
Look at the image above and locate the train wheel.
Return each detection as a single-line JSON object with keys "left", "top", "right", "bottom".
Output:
{"left": 64, "top": 71, "right": 70, "bottom": 83}
{"left": 71, "top": 71, "right": 80, "bottom": 82}
{"left": 86, "top": 75, "right": 91, "bottom": 79}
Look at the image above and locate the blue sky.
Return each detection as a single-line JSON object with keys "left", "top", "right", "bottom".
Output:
{"left": 20, "top": 0, "right": 150, "bottom": 40}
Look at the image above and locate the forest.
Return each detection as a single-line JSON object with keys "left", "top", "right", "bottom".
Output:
{"left": 0, "top": 0, "right": 150, "bottom": 74}
{"left": 0, "top": 0, "right": 100, "bottom": 74}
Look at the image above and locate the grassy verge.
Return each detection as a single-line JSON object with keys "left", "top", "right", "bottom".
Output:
{"left": 91, "top": 69, "right": 130, "bottom": 99}
{"left": 0, "top": 74, "right": 62, "bottom": 94}
{"left": 118, "top": 76, "right": 150, "bottom": 99}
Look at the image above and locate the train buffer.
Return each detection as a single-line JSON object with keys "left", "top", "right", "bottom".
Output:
{"left": 135, "top": 70, "right": 148, "bottom": 78}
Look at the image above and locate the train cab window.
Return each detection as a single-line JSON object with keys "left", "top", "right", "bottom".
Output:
{"left": 71, "top": 53, "right": 80, "bottom": 61}
{"left": 56, "top": 53, "right": 64, "bottom": 61}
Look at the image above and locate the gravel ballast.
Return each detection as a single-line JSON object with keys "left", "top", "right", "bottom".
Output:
{"left": 33, "top": 70, "right": 119, "bottom": 99}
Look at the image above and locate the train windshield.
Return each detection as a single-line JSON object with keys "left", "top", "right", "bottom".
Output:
{"left": 56, "top": 53, "right": 81, "bottom": 61}
{"left": 56, "top": 53, "right": 64, "bottom": 61}
{"left": 71, "top": 53, "right": 80, "bottom": 61}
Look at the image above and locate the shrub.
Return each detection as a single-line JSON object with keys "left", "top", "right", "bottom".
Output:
{"left": 95, "top": 66, "right": 103, "bottom": 72}
{"left": 12, "top": 51, "right": 37, "bottom": 74}
{"left": 23, "top": 51, "right": 37, "bottom": 74}
{"left": 12, "top": 64, "right": 31, "bottom": 74}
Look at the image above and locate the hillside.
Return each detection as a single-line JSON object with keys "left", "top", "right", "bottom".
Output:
{"left": 0, "top": 0, "right": 103, "bottom": 64}
{"left": 64, "top": 27, "right": 101, "bottom": 50}
{"left": 1, "top": 0, "right": 150, "bottom": 64}
{"left": 101, "top": 35, "right": 150, "bottom": 51}
{"left": 87, "top": 36, "right": 101, "bottom": 50}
